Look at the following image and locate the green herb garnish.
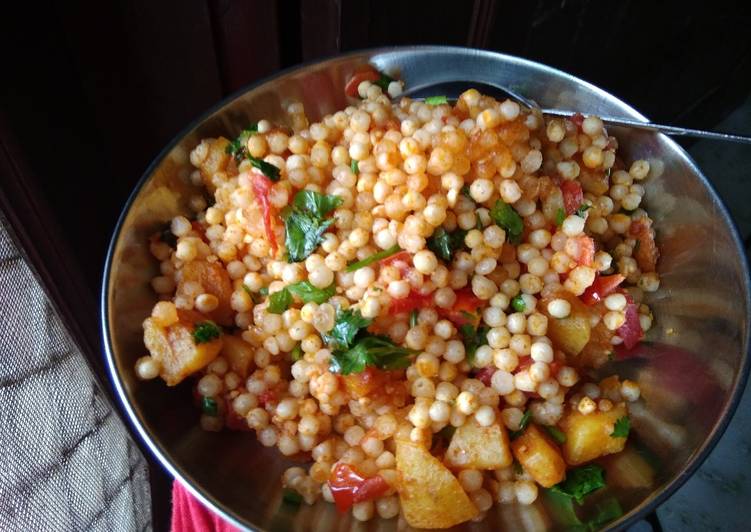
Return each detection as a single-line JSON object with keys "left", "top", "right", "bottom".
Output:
{"left": 267, "top": 281, "right": 336, "bottom": 314}
{"left": 351, "top": 159, "right": 359, "bottom": 175}
{"left": 329, "top": 333, "right": 416, "bottom": 375}
{"left": 226, "top": 123, "right": 259, "bottom": 160}
{"left": 544, "top": 490, "right": 623, "bottom": 531}
{"left": 511, "top": 294, "right": 526, "bottom": 312}
{"left": 282, "top": 488, "right": 303, "bottom": 506}
{"left": 427, "top": 227, "right": 467, "bottom": 262}
{"left": 373, "top": 72, "right": 394, "bottom": 92}
{"left": 459, "top": 323, "right": 489, "bottom": 366}
{"left": 425, "top": 95, "right": 448, "bottom": 106}
{"left": 490, "top": 200, "right": 524, "bottom": 244}
{"left": 345, "top": 244, "right": 402, "bottom": 272}
{"left": 544, "top": 425, "right": 567, "bottom": 444}
{"left": 193, "top": 321, "right": 221, "bottom": 344}
{"left": 460, "top": 184, "right": 472, "bottom": 199}
{"left": 555, "top": 207, "right": 566, "bottom": 226}
{"left": 575, "top": 204, "right": 591, "bottom": 217}
{"left": 283, "top": 190, "right": 343, "bottom": 262}
{"left": 323, "top": 308, "right": 372, "bottom": 350}
{"left": 202, "top": 396, "right": 218, "bottom": 416}
{"left": 259, "top": 287, "right": 269, "bottom": 296}
{"left": 611, "top": 416, "right": 630, "bottom": 438}
{"left": 550, "top": 464, "right": 606, "bottom": 505}
{"left": 291, "top": 343, "right": 303, "bottom": 362}
{"left": 410, "top": 310, "right": 418, "bottom": 328}
{"left": 510, "top": 410, "right": 532, "bottom": 439}
{"left": 247, "top": 154, "right": 280, "bottom": 181}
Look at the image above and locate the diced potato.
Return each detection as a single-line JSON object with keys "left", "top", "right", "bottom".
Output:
{"left": 560, "top": 402, "right": 628, "bottom": 465}
{"left": 511, "top": 424, "right": 566, "bottom": 488}
{"left": 603, "top": 446, "right": 655, "bottom": 489}
{"left": 143, "top": 310, "right": 222, "bottom": 386}
{"left": 579, "top": 166, "right": 610, "bottom": 196}
{"left": 199, "top": 137, "right": 231, "bottom": 192}
{"left": 445, "top": 418, "right": 513, "bottom": 470}
{"left": 180, "top": 260, "right": 234, "bottom": 326}
{"left": 396, "top": 440, "right": 478, "bottom": 529}
{"left": 541, "top": 292, "right": 592, "bottom": 355}
{"left": 221, "top": 335, "right": 255, "bottom": 378}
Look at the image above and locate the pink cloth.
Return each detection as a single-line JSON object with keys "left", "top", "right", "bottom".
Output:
{"left": 171, "top": 481, "right": 240, "bottom": 532}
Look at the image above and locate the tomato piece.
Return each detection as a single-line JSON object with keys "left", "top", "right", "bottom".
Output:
{"left": 251, "top": 173, "right": 278, "bottom": 254}
{"left": 617, "top": 295, "right": 643, "bottom": 349}
{"left": 570, "top": 235, "right": 595, "bottom": 266}
{"left": 258, "top": 389, "right": 277, "bottom": 407}
{"left": 580, "top": 274, "right": 625, "bottom": 305}
{"left": 390, "top": 290, "right": 433, "bottom": 314}
{"left": 344, "top": 67, "right": 380, "bottom": 97}
{"left": 560, "top": 180, "right": 584, "bottom": 215}
{"left": 380, "top": 250, "right": 413, "bottom": 276}
{"left": 328, "top": 463, "right": 390, "bottom": 513}
{"left": 474, "top": 367, "right": 495, "bottom": 386}
{"left": 629, "top": 219, "right": 659, "bottom": 272}
{"left": 571, "top": 112, "right": 585, "bottom": 129}
{"left": 442, "top": 287, "right": 485, "bottom": 326}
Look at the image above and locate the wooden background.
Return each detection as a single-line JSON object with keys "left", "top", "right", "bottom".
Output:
{"left": 1, "top": 1, "right": 749, "bottom": 528}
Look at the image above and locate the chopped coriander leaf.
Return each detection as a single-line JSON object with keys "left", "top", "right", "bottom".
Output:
{"left": 243, "top": 284, "right": 262, "bottom": 304}
{"left": 461, "top": 184, "right": 472, "bottom": 198}
{"left": 491, "top": 200, "right": 524, "bottom": 244}
{"left": 290, "top": 343, "right": 303, "bottom": 361}
{"left": 425, "top": 95, "right": 448, "bottom": 106}
{"left": 283, "top": 190, "right": 342, "bottom": 262}
{"left": 160, "top": 228, "right": 177, "bottom": 248}
{"left": 247, "top": 155, "right": 281, "bottom": 182}
{"left": 555, "top": 207, "right": 566, "bottom": 226}
{"left": 373, "top": 72, "right": 394, "bottom": 91}
{"left": 225, "top": 123, "right": 259, "bottom": 159}
{"left": 268, "top": 288, "right": 293, "bottom": 314}
{"left": 330, "top": 333, "right": 416, "bottom": 375}
{"left": 345, "top": 244, "right": 402, "bottom": 272}
{"left": 510, "top": 410, "right": 532, "bottom": 439}
{"left": 544, "top": 425, "right": 567, "bottom": 444}
{"left": 193, "top": 321, "right": 221, "bottom": 344}
{"left": 550, "top": 464, "right": 606, "bottom": 504}
{"left": 350, "top": 159, "right": 359, "bottom": 175}
{"left": 293, "top": 189, "right": 343, "bottom": 219}
{"left": 476, "top": 214, "right": 483, "bottom": 230}
{"left": 287, "top": 281, "right": 336, "bottom": 304}
{"left": 611, "top": 416, "right": 630, "bottom": 438}
{"left": 282, "top": 489, "right": 303, "bottom": 506}
{"left": 323, "top": 308, "right": 372, "bottom": 350}
{"left": 575, "top": 203, "right": 592, "bottom": 217}
{"left": 241, "top": 284, "right": 252, "bottom": 295}
{"left": 259, "top": 287, "right": 269, "bottom": 296}
{"left": 427, "top": 227, "right": 467, "bottom": 262}
{"left": 459, "top": 323, "right": 489, "bottom": 366}
{"left": 201, "top": 396, "right": 218, "bottom": 416}
{"left": 410, "top": 310, "right": 418, "bottom": 328}
{"left": 511, "top": 294, "right": 526, "bottom": 312}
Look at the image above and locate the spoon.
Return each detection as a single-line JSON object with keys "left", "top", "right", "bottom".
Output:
{"left": 410, "top": 83, "right": 751, "bottom": 144}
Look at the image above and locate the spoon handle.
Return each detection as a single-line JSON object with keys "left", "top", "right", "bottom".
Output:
{"left": 542, "top": 109, "right": 751, "bottom": 145}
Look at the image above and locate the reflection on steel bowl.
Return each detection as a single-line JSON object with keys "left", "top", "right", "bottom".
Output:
{"left": 102, "top": 46, "right": 750, "bottom": 531}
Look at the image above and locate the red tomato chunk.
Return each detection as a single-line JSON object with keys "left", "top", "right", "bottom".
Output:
{"left": 328, "top": 463, "right": 389, "bottom": 512}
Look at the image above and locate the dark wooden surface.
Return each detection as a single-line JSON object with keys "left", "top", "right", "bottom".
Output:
{"left": 1, "top": 1, "right": 750, "bottom": 529}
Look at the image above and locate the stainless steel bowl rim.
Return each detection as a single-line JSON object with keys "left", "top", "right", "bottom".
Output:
{"left": 100, "top": 45, "right": 751, "bottom": 531}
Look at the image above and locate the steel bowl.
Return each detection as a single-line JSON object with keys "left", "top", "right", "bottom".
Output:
{"left": 101, "top": 46, "right": 751, "bottom": 531}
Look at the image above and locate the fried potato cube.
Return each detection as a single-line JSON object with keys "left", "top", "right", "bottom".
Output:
{"left": 199, "top": 137, "right": 231, "bottom": 192}
{"left": 511, "top": 424, "right": 566, "bottom": 488}
{"left": 180, "top": 260, "right": 234, "bottom": 326}
{"left": 445, "top": 418, "right": 513, "bottom": 470}
{"left": 560, "top": 402, "right": 628, "bottom": 465}
{"left": 143, "top": 310, "right": 222, "bottom": 386}
{"left": 541, "top": 292, "right": 592, "bottom": 355}
{"left": 396, "top": 440, "right": 478, "bottom": 529}
{"left": 221, "top": 335, "right": 255, "bottom": 378}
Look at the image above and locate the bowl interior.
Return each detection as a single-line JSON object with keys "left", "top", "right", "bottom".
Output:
{"left": 102, "top": 47, "right": 750, "bottom": 531}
